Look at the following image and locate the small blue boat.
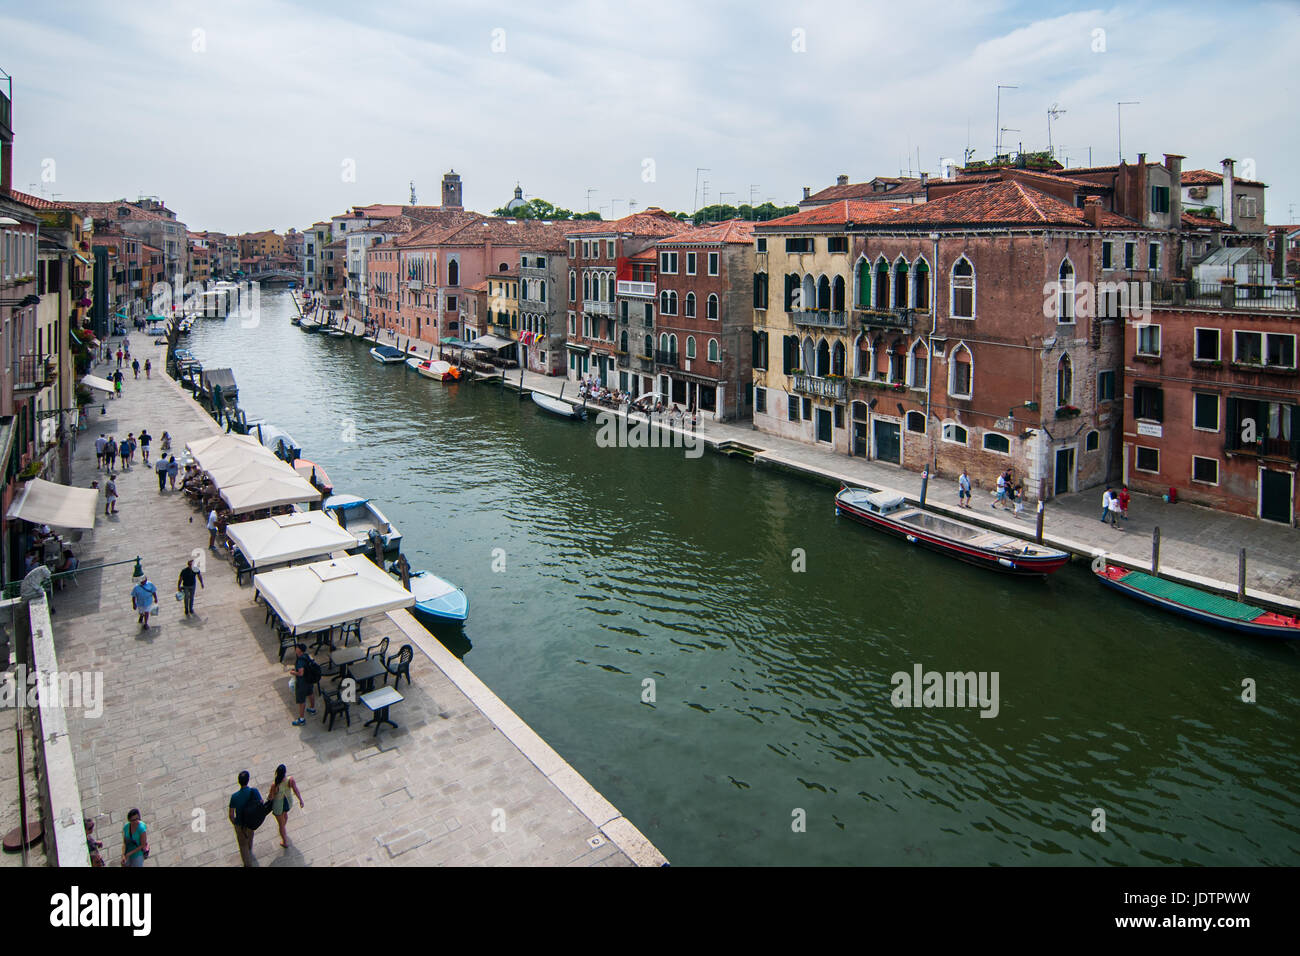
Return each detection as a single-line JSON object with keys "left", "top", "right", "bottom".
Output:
{"left": 407, "top": 570, "right": 469, "bottom": 625}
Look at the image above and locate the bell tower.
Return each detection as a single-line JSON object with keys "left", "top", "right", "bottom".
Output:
{"left": 441, "top": 170, "right": 462, "bottom": 209}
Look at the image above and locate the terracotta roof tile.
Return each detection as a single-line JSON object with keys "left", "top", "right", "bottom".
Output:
{"left": 758, "top": 200, "right": 907, "bottom": 229}
{"left": 659, "top": 219, "right": 756, "bottom": 245}
{"left": 569, "top": 207, "right": 683, "bottom": 238}
{"left": 1182, "top": 168, "right": 1265, "bottom": 188}
{"left": 4, "top": 188, "right": 70, "bottom": 211}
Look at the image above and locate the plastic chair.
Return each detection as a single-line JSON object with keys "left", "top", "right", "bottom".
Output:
{"left": 384, "top": 644, "right": 413, "bottom": 688}
{"left": 365, "top": 636, "right": 389, "bottom": 663}
{"left": 231, "top": 549, "right": 253, "bottom": 586}
{"left": 319, "top": 682, "right": 350, "bottom": 730}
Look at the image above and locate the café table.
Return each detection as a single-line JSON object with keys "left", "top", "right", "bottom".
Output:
{"left": 360, "top": 686, "right": 403, "bottom": 738}
{"left": 329, "top": 645, "right": 367, "bottom": 682}
{"left": 348, "top": 658, "right": 386, "bottom": 694}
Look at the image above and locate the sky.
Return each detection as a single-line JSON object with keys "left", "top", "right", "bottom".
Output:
{"left": 2, "top": 0, "right": 1297, "bottom": 234}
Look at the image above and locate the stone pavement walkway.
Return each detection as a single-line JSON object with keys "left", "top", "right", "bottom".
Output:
{"left": 51, "top": 337, "right": 661, "bottom": 866}
{"left": 357, "top": 317, "right": 1300, "bottom": 609}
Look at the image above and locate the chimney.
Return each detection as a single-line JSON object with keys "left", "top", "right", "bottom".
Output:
{"left": 836, "top": 174, "right": 849, "bottom": 186}
{"left": 802, "top": 186, "right": 811, "bottom": 200}
{"left": 1084, "top": 195, "right": 1103, "bottom": 228}
{"left": 919, "top": 172, "right": 928, "bottom": 186}
{"left": 1164, "top": 154, "right": 1183, "bottom": 225}
{"left": 1221, "top": 158, "right": 1235, "bottom": 228}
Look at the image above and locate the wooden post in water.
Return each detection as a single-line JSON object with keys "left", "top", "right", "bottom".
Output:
{"left": 1035, "top": 500, "right": 1045, "bottom": 543}
{"left": 1238, "top": 548, "right": 1247, "bottom": 601}
{"left": 919, "top": 467, "right": 929, "bottom": 509}
{"left": 1151, "top": 526, "right": 1161, "bottom": 576}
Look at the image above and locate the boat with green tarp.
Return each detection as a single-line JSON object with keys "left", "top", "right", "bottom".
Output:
{"left": 1095, "top": 565, "right": 1300, "bottom": 639}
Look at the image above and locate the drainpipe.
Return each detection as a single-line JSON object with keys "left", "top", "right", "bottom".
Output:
{"left": 925, "top": 232, "right": 939, "bottom": 471}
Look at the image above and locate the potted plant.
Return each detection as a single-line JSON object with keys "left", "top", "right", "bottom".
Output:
{"left": 17, "top": 460, "right": 43, "bottom": 482}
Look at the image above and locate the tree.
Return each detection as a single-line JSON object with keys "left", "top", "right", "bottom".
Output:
{"left": 489, "top": 197, "right": 601, "bottom": 220}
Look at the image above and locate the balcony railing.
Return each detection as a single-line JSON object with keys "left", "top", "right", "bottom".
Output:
{"left": 1150, "top": 278, "right": 1299, "bottom": 312}
{"left": 13, "top": 354, "right": 56, "bottom": 392}
{"left": 790, "top": 309, "right": 848, "bottom": 329}
{"left": 617, "top": 280, "right": 656, "bottom": 298}
{"left": 1226, "top": 431, "right": 1300, "bottom": 461}
{"left": 586, "top": 299, "right": 613, "bottom": 315}
{"left": 655, "top": 350, "right": 679, "bottom": 368}
{"left": 792, "top": 374, "right": 847, "bottom": 401}
{"left": 857, "top": 306, "right": 916, "bottom": 331}
{"left": 408, "top": 280, "right": 423, "bottom": 291}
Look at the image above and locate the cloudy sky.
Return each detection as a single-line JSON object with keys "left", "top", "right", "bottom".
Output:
{"left": 3, "top": 0, "right": 1297, "bottom": 233}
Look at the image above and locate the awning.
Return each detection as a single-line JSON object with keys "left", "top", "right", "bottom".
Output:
{"left": 226, "top": 511, "right": 357, "bottom": 571}
{"left": 69, "top": 329, "right": 83, "bottom": 346}
{"left": 81, "top": 375, "right": 116, "bottom": 394}
{"left": 74, "top": 253, "right": 92, "bottom": 266}
{"left": 6, "top": 478, "right": 99, "bottom": 530}
{"left": 253, "top": 554, "right": 414, "bottom": 633}
{"left": 565, "top": 343, "right": 590, "bottom": 353}
{"left": 440, "top": 337, "right": 468, "bottom": 346}
{"left": 471, "top": 334, "right": 515, "bottom": 350}
{"left": 219, "top": 473, "right": 322, "bottom": 515}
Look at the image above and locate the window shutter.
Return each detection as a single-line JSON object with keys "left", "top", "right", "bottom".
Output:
{"left": 1154, "top": 388, "right": 1163, "bottom": 422}
{"left": 1224, "top": 397, "right": 1237, "bottom": 451}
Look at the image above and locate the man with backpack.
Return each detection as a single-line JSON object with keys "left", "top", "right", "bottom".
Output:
{"left": 291, "top": 643, "right": 320, "bottom": 726}
{"left": 228, "top": 770, "right": 266, "bottom": 867}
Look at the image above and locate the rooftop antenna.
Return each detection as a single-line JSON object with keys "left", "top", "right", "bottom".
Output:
{"left": 1001, "top": 129, "right": 1020, "bottom": 159}
{"left": 996, "top": 85, "right": 1018, "bottom": 155}
{"left": 1117, "top": 101, "right": 1140, "bottom": 163}
{"left": 1047, "top": 104, "right": 1066, "bottom": 158}
{"left": 749, "top": 184, "right": 759, "bottom": 218}
{"left": 693, "top": 168, "right": 710, "bottom": 214}
{"left": 629, "top": 200, "right": 638, "bottom": 212}
{"left": 585, "top": 186, "right": 597, "bottom": 212}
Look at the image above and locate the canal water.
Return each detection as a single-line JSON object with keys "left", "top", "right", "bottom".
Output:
{"left": 185, "top": 290, "right": 1300, "bottom": 866}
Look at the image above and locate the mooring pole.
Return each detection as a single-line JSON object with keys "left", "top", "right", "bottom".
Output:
{"left": 1035, "top": 500, "right": 1045, "bottom": 544}
{"left": 1238, "top": 548, "right": 1247, "bottom": 602}
{"left": 1151, "top": 526, "right": 1161, "bottom": 576}
{"left": 919, "top": 467, "right": 929, "bottom": 509}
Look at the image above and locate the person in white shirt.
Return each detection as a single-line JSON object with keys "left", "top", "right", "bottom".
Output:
{"left": 208, "top": 508, "right": 220, "bottom": 550}
{"left": 1100, "top": 487, "right": 1113, "bottom": 522}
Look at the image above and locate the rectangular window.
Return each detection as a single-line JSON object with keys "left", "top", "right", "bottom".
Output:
{"left": 447, "top": 295, "right": 457, "bottom": 311}
{"left": 1150, "top": 186, "right": 1170, "bottom": 214}
{"left": 1102, "top": 241, "right": 1113, "bottom": 270}
{"left": 1266, "top": 334, "right": 1296, "bottom": 368}
{"left": 788, "top": 395, "right": 800, "bottom": 421}
{"left": 1194, "top": 327, "right": 1220, "bottom": 361}
{"left": 607, "top": 240, "right": 615, "bottom": 259}
{"left": 1124, "top": 242, "right": 1136, "bottom": 270}
{"left": 660, "top": 252, "right": 678, "bottom": 274}
{"left": 1233, "top": 330, "right": 1262, "bottom": 364}
{"left": 1192, "top": 456, "right": 1219, "bottom": 485}
{"left": 802, "top": 397, "right": 812, "bottom": 419}
{"left": 1132, "top": 384, "right": 1163, "bottom": 422}
{"left": 708, "top": 252, "right": 719, "bottom": 275}
{"left": 755, "top": 387, "right": 766, "bottom": 413}
{"left": 833, "top": 405, "right": 844, "bottom": 429}
{"left": 1136, "top": 325, "right": 1161, "bottom": 356}
{"left": 1098, "top": 370, "right": 1115, "bottom": 402}
{"left": 568, "top": 240, "right": 576, "bottom": 259}
{"left": 1135, "top": 446, "right": 1160, "bottom": 473}
{"left": 827, "top": 237, "right": 848, "bottom": 254}
{"left": 756, "top": 238, "right": 767, "bottom": 253}
{"left": 1193, "top": 392, "right": 1219, "bottom": 431}
{"left": 1148, "top": 243, "right": 1160, "bottom": 271}
{"left": 784, "top": 237, "right": 813, "bottom": 254}
{"left": 686, "top": 252, "right": 696, "bottom": 275}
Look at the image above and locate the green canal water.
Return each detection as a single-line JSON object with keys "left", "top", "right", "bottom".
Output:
{"left": 186, "top": 290, "right": 1300, "bottom": 866}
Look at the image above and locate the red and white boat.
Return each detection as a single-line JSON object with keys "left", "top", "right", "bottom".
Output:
{"left": 834, "top": 487, "right": 1070, "bottom": 577}
{"left": 405, "top": 357, "right": 461, "bottom": 382}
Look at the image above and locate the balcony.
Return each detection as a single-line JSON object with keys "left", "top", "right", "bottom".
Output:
{"left": 790, "top": 309, "right": 847, "bottom": 329}
{"left": 408, "top": 280, "right": 423, "bottom": 291}
{"left": 617, "top": 280, "right": 656, "bottom": 298}
{"left": 857, "top": 307, "right": 916, "bottom": 331}
{"left": 1150, "top": 278, "right": 1299, "bottom": 312}
{"left": 792, "top": 374, "right": 847, "bottom": 402}
{"left": 586, "top": 299, "right": 613, "bottom": 316}
{"left": 633, "top": 354, "right": 655, "bottom": 373}
{"left": 655, "top": 350, "right": 679, "bottom": 368}
{"left": 13, "top": 354, "right": 56, "bottom": 393}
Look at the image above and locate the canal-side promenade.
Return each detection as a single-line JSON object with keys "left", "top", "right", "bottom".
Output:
{"left": 350, "top": 321, "right": 1300, "bottom": 609}
{"left": 53, "top": 344, "right": 662, "bottom": 866}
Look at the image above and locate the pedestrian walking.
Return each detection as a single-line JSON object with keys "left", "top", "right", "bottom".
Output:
{"left": 177, "top": 558, "right": 203, "bottom": 616}
{"left": 139, "top": 429, "right": 151, "bottom": 465}
{"left": 123, "top": 336, "right": 130, "bottom": 358}
{"left": 118, "top": 436, "right": 131, "bottom": 471}
{"left": 116, "top": 348, "right": 123, "bottom": 369}
{"left": 166, "top": 455, "right": 179, "bottom": 490}
{"left": 113, "top": 376, "right": 123, "bottom": 399}
{"left": 85, "top": 819, "right": 105, "bottom": 867}
{"left": 228, "top": 771, "right": 263, "bottom": 867}
{"left": 992, "top": 470, "right": 1008, "bottom": 510}
{"left": 290, "top": 643, "right": 318, "bottom": 726}
{"left": 95, "top": 433, "right": 108, "bottom": 469}
{"left": 131, "top": 575, "right": 158, "bottom": 628}
{"left": 958, "top": 469, "right": 972, "bottom": 508}
{"left": 1119, "top": 485, "right": 1131, "bottom": 521}
{"left": 104, "top": 476, "right": 118, "bottom": 515}
{"left": 160, "top": 431, "right": 172, "bottom": 455}
{"left": 144, "top": 358, "right": 152, "bottom": 379}
{"left": 120, "top": 809, "right": 148, "bottom": 867}
{"left": 267, "top": 765, "right": 304, "bottom": 849}
{"left": 207, "top": 508, "right": 220, "bottom": 550}
{"left": 156, "top": 456, "right": 168, "bottom": 493}
{"left": 104, "top": 436, "right": 117, "bottom": 472}
{"left": 1013, "top": 482, "right": 1025, "bottom": 518}
{"left": 127, "top": 433, "right": 137, "bottom": 465}
{"left": 1108, "top": 489, "right": 1123, "bottom": 528}
{"left": 131, "top": 358, "right": 140, "bottom": 380}
{"left": 1100, "top": 487, "right": 1113, "bottom": 522}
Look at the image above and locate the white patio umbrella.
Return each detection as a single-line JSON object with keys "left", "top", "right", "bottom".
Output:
{"left": 219, "top": 473, "right": 322, "bottom": 515}
{"left": 226, "top": 511, "right": 357, "bottom": 571}
{"left": 206, "top": 456, "right": 299, "bottom": 490}
{"left": 189, "top": 436, "right": 279, "bottom": 472}
{"left": 253, "top": 554, "right": 414, "bottom": 633}
{"left": 80, "top": 374, "right": 117, "bottom": 394}
{"left": 186, "top": 433, "right": 264, "bottom": 457}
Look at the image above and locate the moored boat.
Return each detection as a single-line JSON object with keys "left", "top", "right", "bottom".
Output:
{"left": 299, "top": 318, "right": 321, "bottom": 333}
{"left": 834, "top": 487, "right": 1069, "bottom": 577}
{"left": 406, "top": 357, "right": 461, "bottom": 381}
{"left": 322, "top": 494, "right": 402, "bottom": 558}
{"left": 293, "top": 458, "right": 334, "bottom": 496}
{"left": 1095, "top": 564, "right": 1300, "bottom": 639}
{"left": 531, "top": 391, "right": 587, "bottom": 422}
{"left": 403, "top": 569, "right": 469, "bottom": 626}
{"left": 370, "top": 345, "right": 406, "bottom": 364}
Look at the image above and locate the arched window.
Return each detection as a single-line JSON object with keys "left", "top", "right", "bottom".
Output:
{"left": 1057, "top": 353, "right": 1073, "bottom": 407}
{"left": 855, "top": 257, "right": 871, "bottom": 307}
{"left": 620, "top": 330, "right": 628, "bottom": 353}
{"left": 906, "top": 411, "right": 926, "bottom": 433}
{"left": 817, "top": 275, "right": 831, "bottom": 310}
{"left": 941, "top": 421, "right": 969, "bottom": 445}
{"left": 816, "top": 339, "right": 831, "bottom": 377}
{"left": 785, "top": 273, "right": 800, "bottom": 310}
{"left": 669, "top": 334, "right": 678, "bottom": 355}
{"left": 832, "top": 341, "right": 845, "bottom": 376}
{"left": 949, "top": 343, "right": 973, "bottom": 397}
{"left": 448, "top": 259, "right": 459, "bottom": 286}
{"left": 855, "top": 334, "right": 872, "bottom": 377}
{"left": 707, "top": 293, "right": 719, "bottom": 320}
{"left": 1086, "top": 430, "right": 1100, "bottom": 451}
{"left": 894, "top": 257, "right": 909, "bottom": 308}
{"left": 584, "top": 274, "right": 591, "bottom": 299}
{"left": 1058, "top": 258, "right": 1075, "bottom": 323}
{"left": 875, "top": 258, "right": 890, "bottom": 308}
{"left": 983, "top": 433, "right": 1011, "bottom": 454}
{"left": 660, "top": 290, "right": 677, "bottom": 315}
{"left": 686, "top": 335, "right": 697, "bottom": 359}
{"left": 801, "top": 337, "right": 816, "bottom": 374}
{"left": 831, "top": 275, "right": 845, "bottom": 312}
{"left": 708, "top": 339, "right": 720, "bottom": 362}
{"left": 801, "top": 274, "right": 816, "bottom": 311}
{"left": 913, "top": 258, "right": 930, "bottom": 311}
{"left": 644, "top": 335, "right": 653, "bottom": 357}
{"left": 951, "top": 257, "right": 975, "bottom": 318}
{"left": 659, "top": 332, "right": 670, "bottom": 353}
{"left": 685, "top": 292, "right": 696, "bottom": 318}
{"left": 908, "top": 340, "right": 928, "bottom": 388}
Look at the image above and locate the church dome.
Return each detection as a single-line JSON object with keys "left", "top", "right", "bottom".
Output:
{"left": 505, "top": 184, "right": 526, "bottom": 211}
